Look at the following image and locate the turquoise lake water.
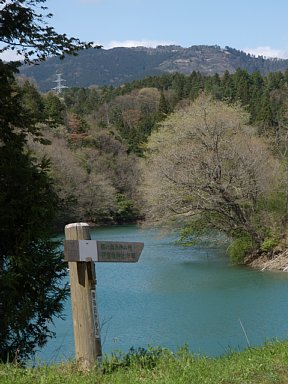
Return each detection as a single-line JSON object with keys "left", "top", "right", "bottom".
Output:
{"left": 34, "top": 225, "right": 288, "bottom": 364}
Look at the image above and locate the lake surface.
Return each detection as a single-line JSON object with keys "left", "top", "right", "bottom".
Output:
{"left": 35, "top": 225, "right": 288, "bottom": 364}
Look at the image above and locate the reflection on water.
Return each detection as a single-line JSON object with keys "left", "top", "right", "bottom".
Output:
{"left": 35, "top": 225, "right": 288, "bottom": 364}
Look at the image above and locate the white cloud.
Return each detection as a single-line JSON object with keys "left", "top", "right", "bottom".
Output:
{"left": 103, "top": 39, "right": 176, "bottom": 49}
{"left": 244, "top": 46, "right": 288, "bottom": 59}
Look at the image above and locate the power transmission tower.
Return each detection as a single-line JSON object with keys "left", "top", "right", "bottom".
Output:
{"left": 52, "top": 73, "right": 68, "bottom": 94}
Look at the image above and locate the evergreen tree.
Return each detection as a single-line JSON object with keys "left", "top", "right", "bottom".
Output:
{"left": 171, "top": 73, "right": 186, "bottom": 103}
{"left": 187, "top": 71, "right": 203, "bottom": 100}
{"left": 248, "top": 71, "right": 265, "bottom": 122}
{"left": 21, "top": 80, "right": 46, "bottom": 123}
{"left": 157, "top": 92, "right": 170, "bottom": 120}
{"left": 232, "top": 68, "right": 252, "bottom": 106}
{"left": 43, "top": 92, "right": 65, "bottom": 125}
{"left": 257, "top": 91, "right": 275, "bottom": 131}
{"left": 220, "top": 70, "right": 234, "bottom": 100}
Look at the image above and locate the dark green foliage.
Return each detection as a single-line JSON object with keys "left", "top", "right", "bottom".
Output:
{"left": 157, "top": 92, "right": 170, "bottom": 120}
{"left": 220, "top": 70, "right": 234, "bottom": 100}
{"left": 260, "top": 237, "right": 279, "bottom": 252}
{"left": 257, "top": 91, "right": 275, "bottom": 130}
{"left": 176, "top": 217, "right": 219, "bottom": 247}
{"left": 171, "top": 73, "right": 188, "bottom": 102}
{"left": 21, "top": 81, "right": 45, "bottom": 122}
{"left": 0, "top": 64, "right": 68, "bottom": 362}
{"left": 0, "top": 0, "right": 95, "bottom": 363}
{"left": 114, "top": 194, "right": 139, "bottom": 223}
{"left": 43, "top": 92, "right": 65, "bottom": 125}
{"left": 0, "top": 61, "right": 40, "bottom": 144}
{"left": 228, "top": 234, "right": 253, "bottom": 263}
{"left": 63, "top": 87, "right": 115, "bottom": 117}
{"left": 0, "top": 153, "right": 68, "bottom": 362}
{"left": 232, "top": 69, "right": 253, "bottom": 105}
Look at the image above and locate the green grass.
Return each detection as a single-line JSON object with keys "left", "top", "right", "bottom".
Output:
{"left": 2, "top": 341, "right": 288, "bottom": 383}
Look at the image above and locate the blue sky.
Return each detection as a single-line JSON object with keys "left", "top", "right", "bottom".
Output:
{"left": 2, "top": 0, "right": 288, "bottom": 59}
{"left": 44, "top": 0, "right": 288, "bottom": 58}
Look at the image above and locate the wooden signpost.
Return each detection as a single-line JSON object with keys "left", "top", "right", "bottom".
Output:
{"left": 64, "top": 223, "right": 144, "bottom": 370}
{"left": 64, "top": 240, "right": 143, "bottom": 263}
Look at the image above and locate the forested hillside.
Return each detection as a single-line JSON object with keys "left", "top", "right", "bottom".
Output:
{"left": 20, "top": 45, "right": 288, "bottom": 91}
{"left": 23, "top": 69, "right": 288, "bottom": 261}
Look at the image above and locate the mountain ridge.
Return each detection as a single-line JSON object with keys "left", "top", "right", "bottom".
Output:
{"left": 20, "top": 45, "right": 288, "bottom": 91}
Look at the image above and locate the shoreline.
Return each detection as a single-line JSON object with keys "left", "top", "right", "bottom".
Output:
{"left": 245, "top": 249, "right": 288, "bottom": 272}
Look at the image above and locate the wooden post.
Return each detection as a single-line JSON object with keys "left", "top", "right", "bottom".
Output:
{"left": 65, "top": 223, "right": 102, "bottom": 370}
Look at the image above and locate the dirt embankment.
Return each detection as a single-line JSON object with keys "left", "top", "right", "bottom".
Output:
{"left": 245, "top": 249, "right": 288, "bottom": 272}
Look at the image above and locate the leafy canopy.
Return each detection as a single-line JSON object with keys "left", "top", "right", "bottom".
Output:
{"left": 0, "top": 0, "right": 98, "bottom": 363}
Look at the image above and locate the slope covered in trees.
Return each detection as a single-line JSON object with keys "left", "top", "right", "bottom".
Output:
{"left": 10, "top": 66, "right": 288, "bottom": 252}
{"left": 56, "top": 68, "right": 288, "bottom": 155}
{"left": 20, "top": 45, "right": 288, "bottom": 91}
{"left": 22, "top": 67, "right": 288, "bottom": 263}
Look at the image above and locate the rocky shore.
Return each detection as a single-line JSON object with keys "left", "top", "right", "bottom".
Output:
{"left": 245, "top": 249, "right": 288, "bottom": 271}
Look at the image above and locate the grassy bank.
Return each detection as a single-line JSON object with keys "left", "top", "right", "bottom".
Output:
{"left": 1, "top": 341, "right": 288, "bottom": 384}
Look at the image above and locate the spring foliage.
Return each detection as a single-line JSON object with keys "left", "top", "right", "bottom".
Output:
{"left": 141, "top": 94, "right": 283, "bottom": 260}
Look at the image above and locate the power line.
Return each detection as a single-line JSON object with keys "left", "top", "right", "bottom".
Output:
{"left": 52, "top": 73, "right": 68, "bottom": 94}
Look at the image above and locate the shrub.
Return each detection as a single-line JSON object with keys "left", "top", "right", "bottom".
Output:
{"left": 228, "top": 235, "right": 253, "bottom": 263}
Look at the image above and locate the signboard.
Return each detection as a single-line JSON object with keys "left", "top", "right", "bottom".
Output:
{"left": 64, "top": 240, "right": 144, "bottom": 263}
